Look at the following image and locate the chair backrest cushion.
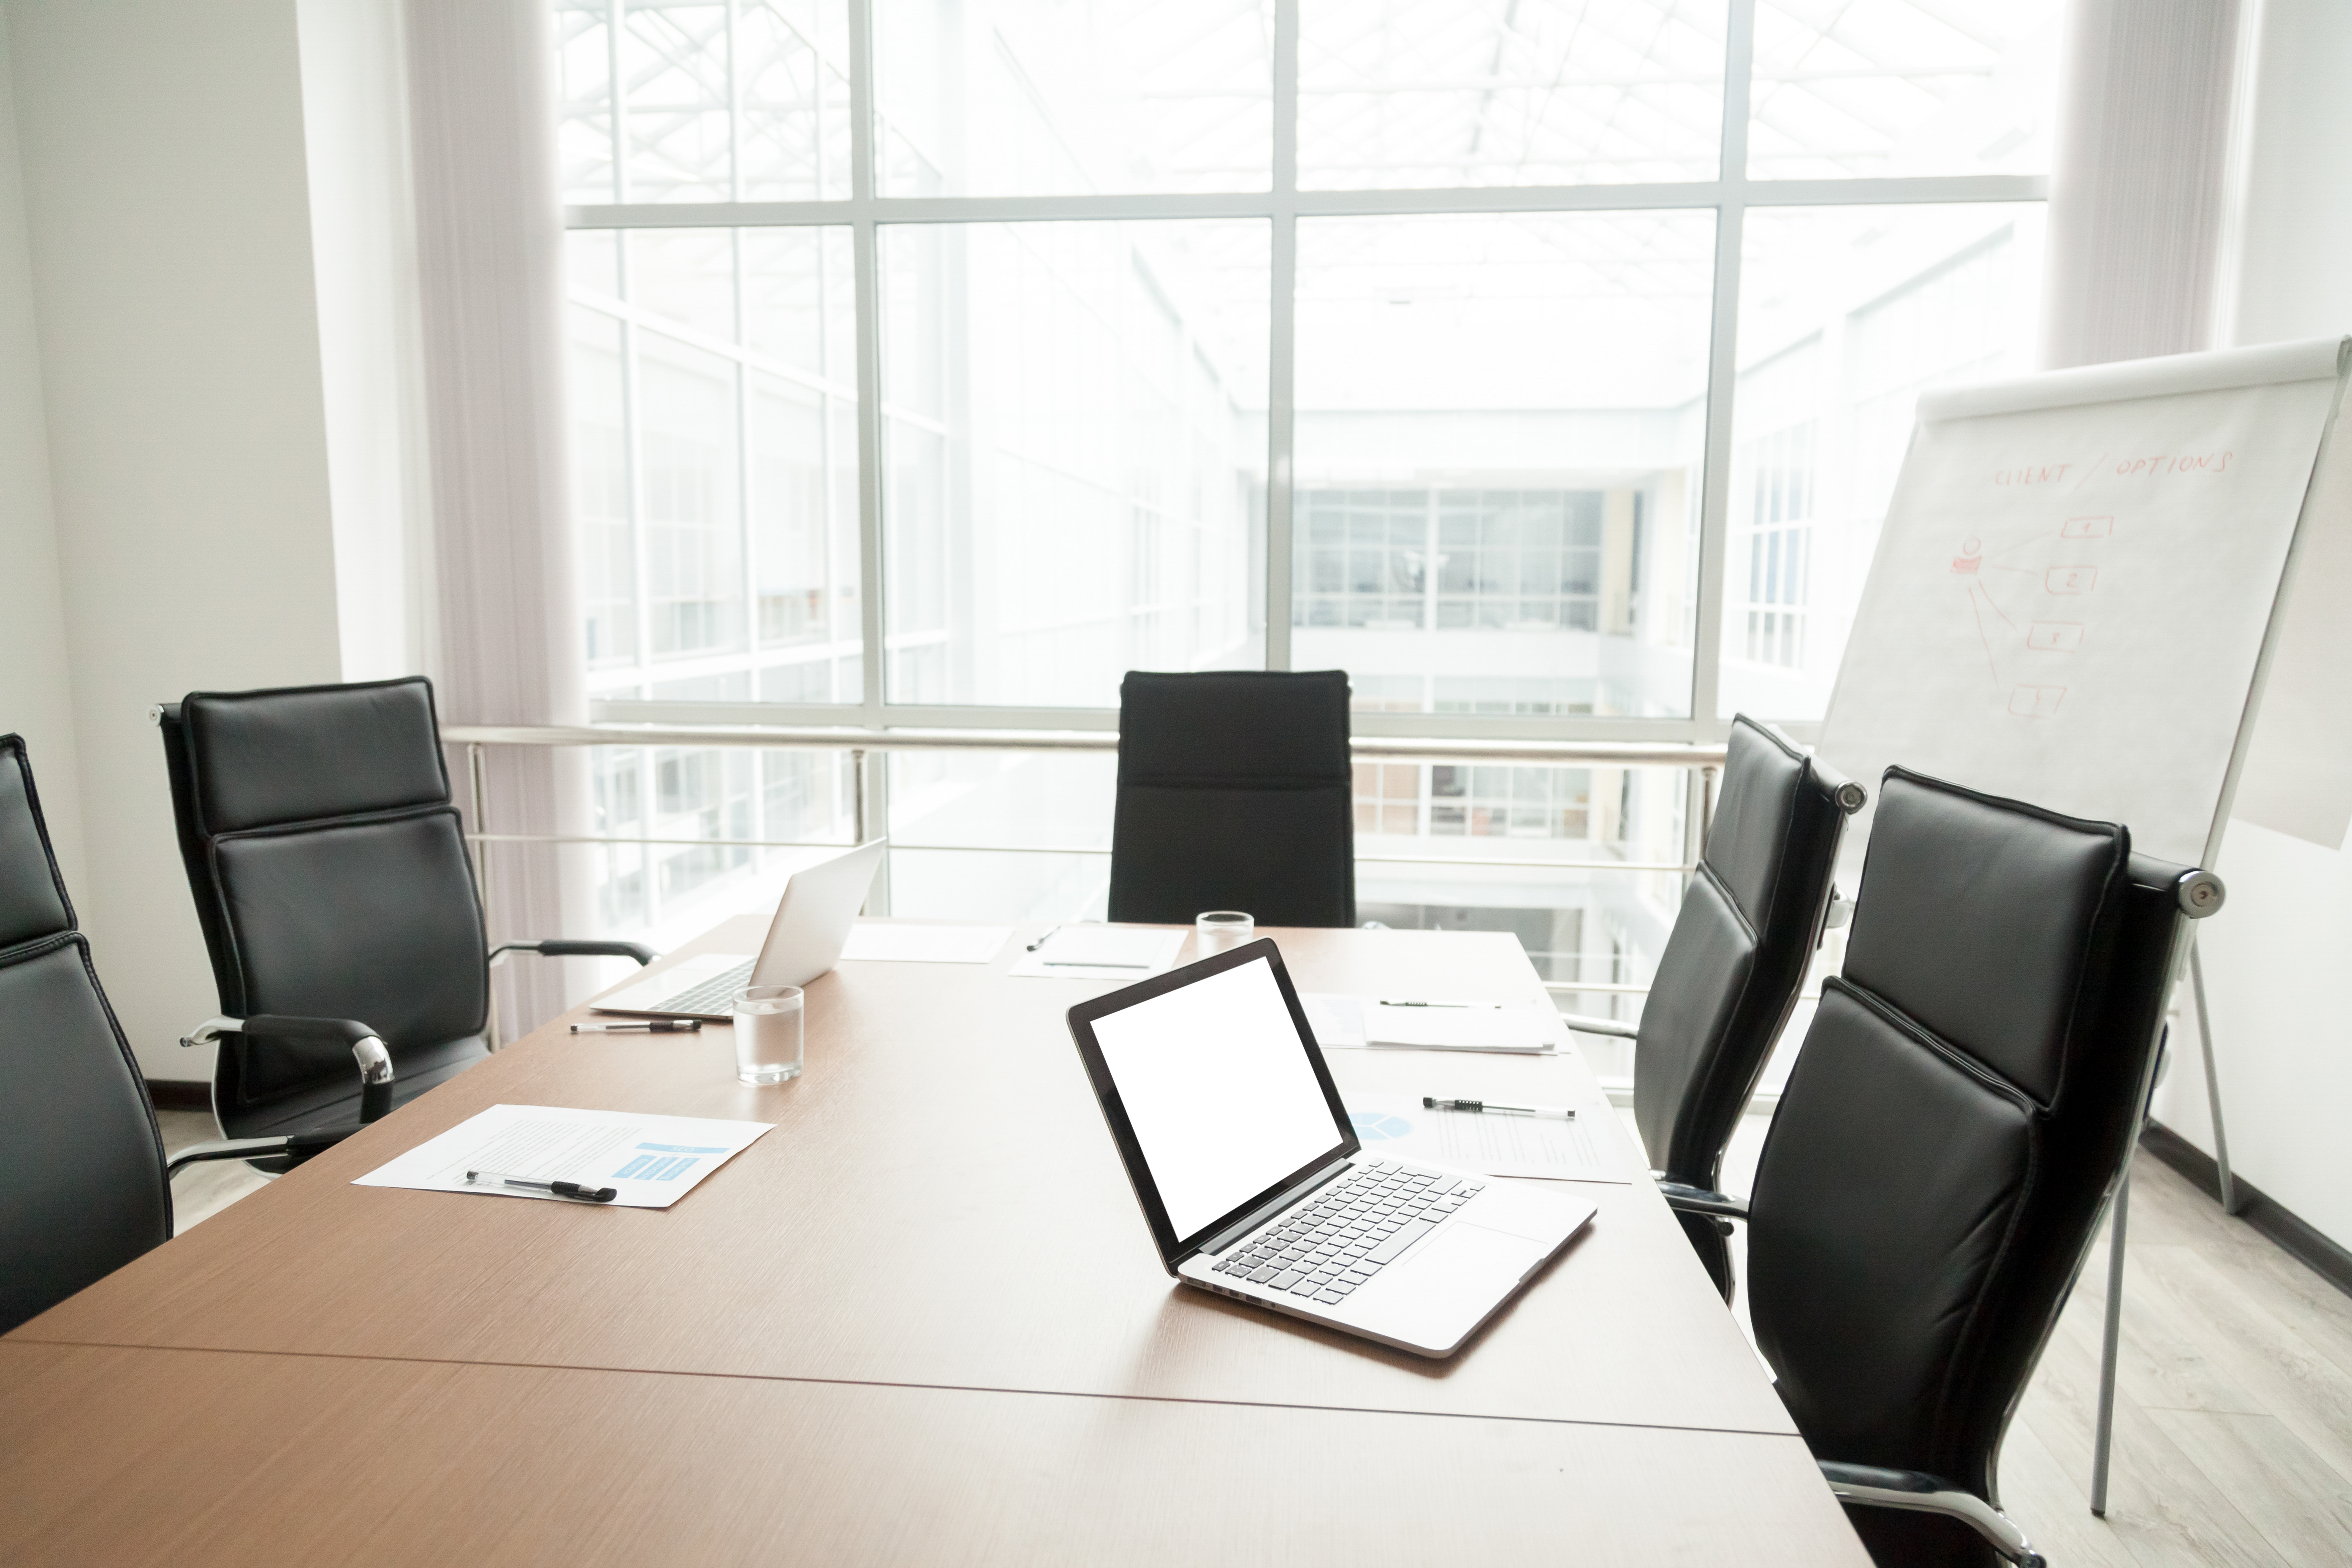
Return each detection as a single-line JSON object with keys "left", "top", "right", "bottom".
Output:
{"left": 0, "top": 733, "right": 72, "bottom": 949}
{"left": 1747, "top": 768, "right": 2179, "bottom": 1501}
{"left": 1633, "top": 716, "right": 1846, "bottom": 1185}
{"left": 0, "top": 736, "right": 170, "bottom": 1332}
{"left": 1108, "top": 670, "right": 1355, "bottom": 928}
{"left": 174, "top": 678, "right": 451, "bottom": 835}
{"left": 161, "top": 679, "right": 488, "bottom": 1116}
{"left": 1840, "top": 776, "right": 2124, "bottom": 1109}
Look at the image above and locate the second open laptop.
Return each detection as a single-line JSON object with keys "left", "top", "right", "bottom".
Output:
{"left": 1067, "top": 937, "right": 1596, "bottom": 1359}
{"left": 593, "top": 839, "right": 887, "bottom": 1021}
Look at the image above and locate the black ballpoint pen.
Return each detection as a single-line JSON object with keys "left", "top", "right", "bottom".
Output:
{"left": 572, "top": 1020, "right": 701, "bottom": 1033}
{"left": 466, "top": 1169, "right": 619, "bottom": 1202}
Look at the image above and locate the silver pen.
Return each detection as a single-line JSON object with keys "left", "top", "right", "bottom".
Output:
{"left": 1422, "top": 1096, "right": 1575, "bottom": 1120}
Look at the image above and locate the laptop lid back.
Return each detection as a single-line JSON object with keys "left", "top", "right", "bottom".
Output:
{"left": 1067, "top": 939, "right": 1358, "bottom": 1273}
{"left": 750, "top": 838, "right": 887, "bottom": 988}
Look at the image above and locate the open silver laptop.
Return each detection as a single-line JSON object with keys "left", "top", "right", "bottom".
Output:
{"left": 1066, "top": 937, "right": 1595, "bottom": 1359}
{"left": 593, "top": 839, "right": 887, "bottom": 1021}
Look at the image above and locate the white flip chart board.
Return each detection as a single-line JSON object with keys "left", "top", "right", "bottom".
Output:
{"left": 1818, "top": 337, "right": 2352, "bottom": 877}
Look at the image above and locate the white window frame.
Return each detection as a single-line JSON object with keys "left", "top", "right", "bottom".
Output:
{"left": 565, "top": 0, "right": 2047, "bottom": 745}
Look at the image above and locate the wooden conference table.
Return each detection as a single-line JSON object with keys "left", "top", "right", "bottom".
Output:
{"left": 1, "top": 923, "right": 1868, "bottom": 1565}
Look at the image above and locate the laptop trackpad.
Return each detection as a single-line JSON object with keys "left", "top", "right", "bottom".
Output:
{"left": 1368, "top": 1222, "right": 1546, "bottom": 1349}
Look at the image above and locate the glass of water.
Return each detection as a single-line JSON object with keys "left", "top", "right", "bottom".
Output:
{"left": 1195, "top": 911, "right": 1255, "bottom": 957}
{"left": 730, "top": 985, "right": 804, "bottom": 1085}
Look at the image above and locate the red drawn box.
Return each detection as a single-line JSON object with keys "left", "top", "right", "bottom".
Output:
{"left": 2008, "top": 685, "right": 2067, "bottom": 719}
{"left": 2027, "top": 622, "right": 2085, "bottom": 651}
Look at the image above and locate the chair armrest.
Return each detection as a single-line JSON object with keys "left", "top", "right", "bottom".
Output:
{"left": 164, "top": 1126, "right": 357, "bottom": 1178}
{"left": 179, "top": 1015, "right": 395, "bottom": 1123}
{"left": 1817, "top": 1462, "right": 2044, "bottom": 1567}
{"left": 1657, "top": 1182, "right": 1748, "bottom": 1221}
{"left": 1558, "top": 1013, "right": 1639, "bottom": 1039}
{"left": 492, "top": 939, "right": 659, "bottom": 967}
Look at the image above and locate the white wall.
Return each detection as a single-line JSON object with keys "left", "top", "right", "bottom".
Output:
{"left": 2148, "top": 0, "right": 2352, "bottom": 1250}
{"left": 0, "top": 5, "right": 83, "bottom": 891}
{"left": 297, "top": 0, "right": 435, "bottom": 686}
{"left": 7, "top": 0, "right": 349, "bottom": 1078}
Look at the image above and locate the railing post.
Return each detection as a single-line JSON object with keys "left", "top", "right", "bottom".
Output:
{"left": 851, "top": 746, "right": 867, "bottom": 845}
{"left": 1681, "top": 764, "right": 1712, "bottom": 887}
{"left": 467, "top": 741, "right": 502, "bottom": 1053}
{"left": 467, "top": 742, "right": 492, "bottom": 897}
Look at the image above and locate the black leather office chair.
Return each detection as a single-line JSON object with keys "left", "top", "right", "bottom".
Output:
{"left": 1563, "top": 715, "right": 1863, "bottom": 1299}
{"left": 1108, "top": 670, "right": 1355, "bottom": 928}
{"left": 0, "top": 734, "right": 176, "bottom": 1332}
{"left": 158, "top": 677, "right": 652, "bottom": 1163}
{"left": 1668, "top": 768, "right": 2215, "bottom": 1568}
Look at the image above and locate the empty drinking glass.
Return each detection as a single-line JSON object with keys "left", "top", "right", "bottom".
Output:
{"left": 1195, "top": 911, "right": 1255, "bottom": 957}
{"left": 731, "top": 985, "right": 804, "bottom": 1085}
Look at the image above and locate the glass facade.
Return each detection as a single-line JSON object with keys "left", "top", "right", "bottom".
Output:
{"left": 550, "top": 0, "right": 2056, "bottom": 1040}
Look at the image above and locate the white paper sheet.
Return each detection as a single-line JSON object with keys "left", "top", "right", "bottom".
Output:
{"left": 1300, "top": 993, "right": 1556, "bottom": 1053}
{"left": 352, "top": 1104, "right": 771, "bottom": 1210}
{"left": 1008, "top": 925, "right": 1188, "bottom": 980}
{"left": 840, "top": 922, "right": 1011, "bottom": 964}
{"left": 1300, "top": 992, "right": 1369, "bottom": 1047}
{"left": 1343, "top": 1091, "right": 1629, "bottom": 1183}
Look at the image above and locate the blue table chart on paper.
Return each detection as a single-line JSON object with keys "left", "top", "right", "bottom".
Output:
{"left": 614, "top": 1142, "right": 729, "bottom": 1181}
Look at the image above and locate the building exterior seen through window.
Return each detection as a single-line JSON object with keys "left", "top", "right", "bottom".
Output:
{"left": 551, "top": 0, "right": 2056, "bottom": 1053}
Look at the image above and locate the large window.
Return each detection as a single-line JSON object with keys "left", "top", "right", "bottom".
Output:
{"left": 551, "top": 0, "right": 2056, "bottom": 1008}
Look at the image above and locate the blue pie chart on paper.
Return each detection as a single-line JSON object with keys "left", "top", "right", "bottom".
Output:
{"left": 1350, "top": 1111, "right": 1413, "bottom": 1142}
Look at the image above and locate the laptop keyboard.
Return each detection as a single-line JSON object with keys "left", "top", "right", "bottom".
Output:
{"left": 650, "top": 959, "right": 756, "bottom": 1016}
{"left": 1209, "top": 1161, "right": 1486, "bottom": 1306}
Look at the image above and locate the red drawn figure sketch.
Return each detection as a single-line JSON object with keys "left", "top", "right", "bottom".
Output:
{"left": 2027, "top": 621, "right": 2086, "bottom": 652}
{"left": 1951, "top": 537, "right": 1983, "bottom": 574}
{"left": 2060, "top": 515, "right": 2114, "bottom": 539}
{"left": 2045, "top": 564, "right": 2097, "bottom": 594}
{"left": 2009, "top": 685, "right": 2067, "bottom": 718}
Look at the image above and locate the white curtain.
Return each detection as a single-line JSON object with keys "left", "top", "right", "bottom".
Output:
{"left": 2043, "top": 0, "right": 2245, "bottom": 368}
{"left": 404, "top": 0, "right": 593, "bottom": 1036}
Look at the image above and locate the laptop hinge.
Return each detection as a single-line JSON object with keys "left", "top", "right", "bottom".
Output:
{"left": 1192, "top": 1155, "right": 1356, "bottom": 1260}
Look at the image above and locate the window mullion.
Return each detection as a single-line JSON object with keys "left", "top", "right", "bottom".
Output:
{"left": 848, "top": 0, "right": 884, "bottom": 726}
{"left": 1264, "top": 0, "right": 1299, "bottom": 673}
{"left": 1691, "top": 0, "right": 1760, "bottom": 731}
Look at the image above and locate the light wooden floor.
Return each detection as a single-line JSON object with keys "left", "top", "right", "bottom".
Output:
{"left": 1708, "top": 1112, "right": 2352, "bottom": 1568}
{"left": 164, "top": 1103, "right": 2350, "bottom": 1566}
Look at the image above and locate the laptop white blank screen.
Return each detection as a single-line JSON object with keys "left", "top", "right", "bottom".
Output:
{"left": 1091, "top": 956, "right": 1342, "bottom": 1240}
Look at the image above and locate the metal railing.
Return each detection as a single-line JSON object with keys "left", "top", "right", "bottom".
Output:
{"left": 444, "top": 722, "right": 1726, "bottom": 1008}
